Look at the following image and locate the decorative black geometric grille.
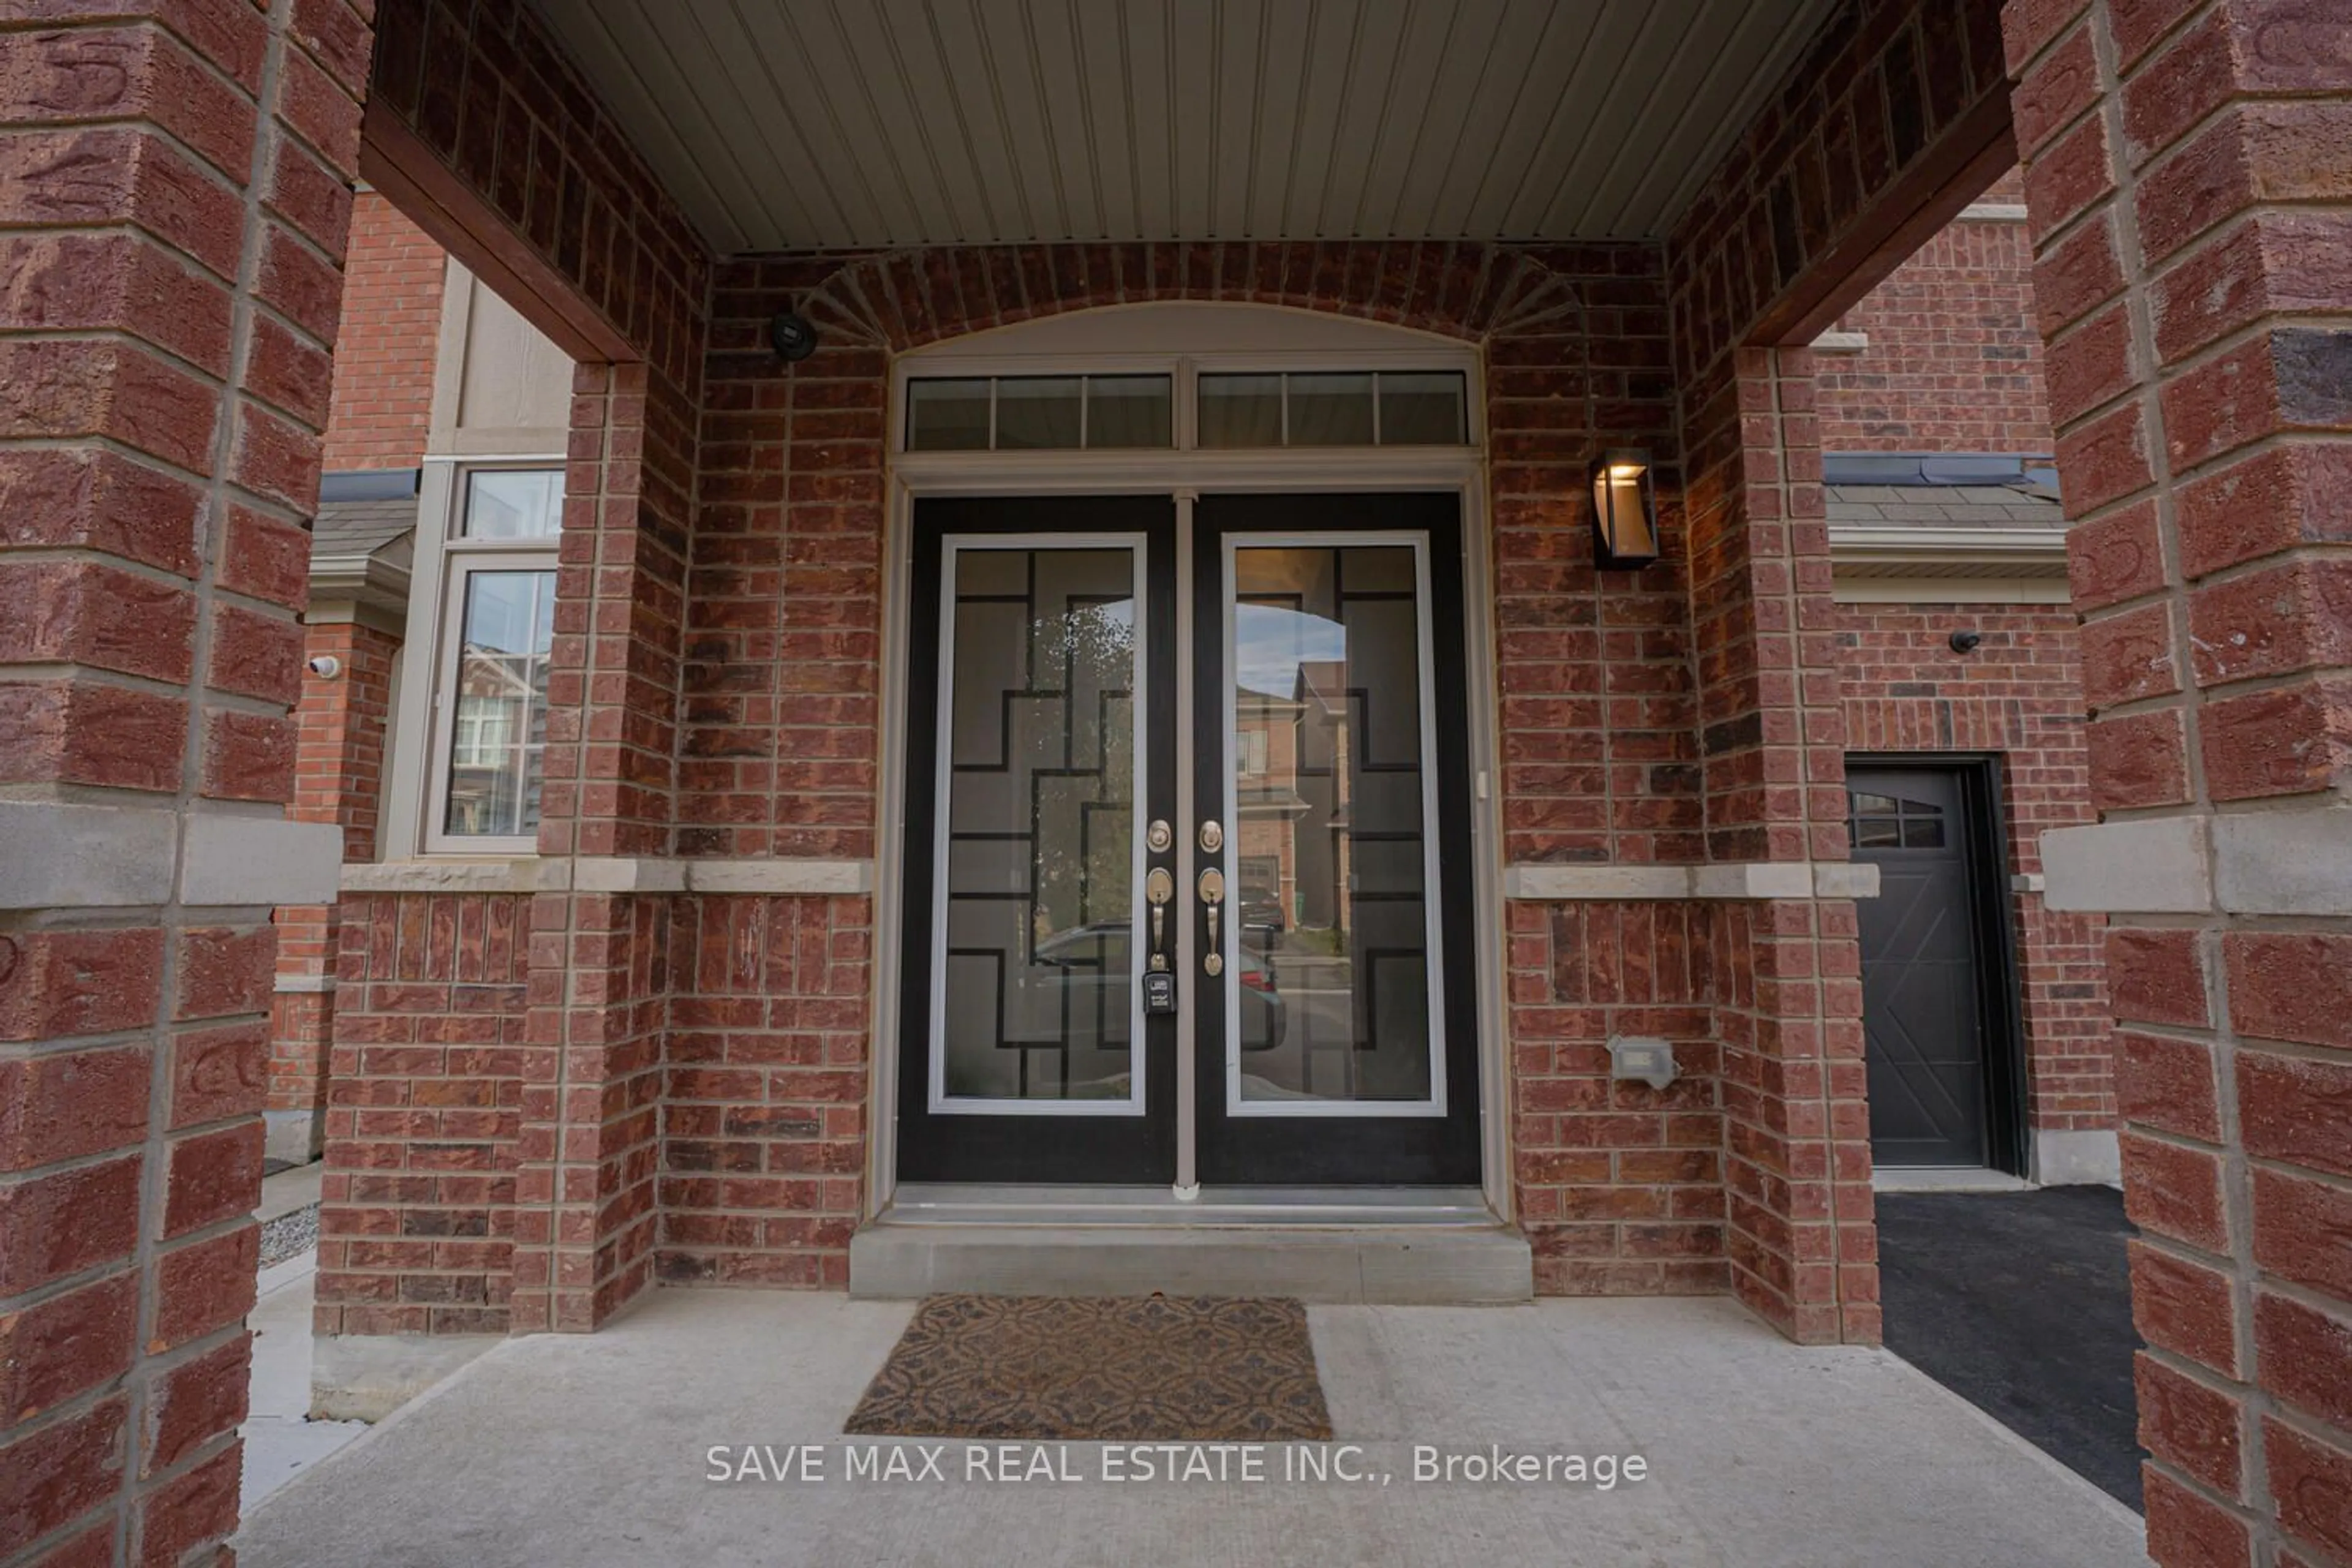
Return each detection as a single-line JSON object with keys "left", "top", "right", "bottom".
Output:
{"left": 941, "top": 548, "right": 1137, "bottom": 1101}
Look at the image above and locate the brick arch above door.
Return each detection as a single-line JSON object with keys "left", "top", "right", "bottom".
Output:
{"left": 772, "top": 241, "right": 1632, "bottom": 354}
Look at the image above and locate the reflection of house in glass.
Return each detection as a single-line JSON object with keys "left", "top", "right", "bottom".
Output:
{"left": 1235, "top": 660, "right": 1354, "bottom": 948}
{"left": 443, "top": 571, "right": 555, "bottom": 837}
{"left": 1232, "top": 543, "right": 1434, "bottom": 1104}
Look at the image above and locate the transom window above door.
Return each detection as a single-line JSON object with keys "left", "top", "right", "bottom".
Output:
{"left": 903, "top": 368, "right": 1469, "bottom": 453}
{"left": 906, "top": 374, "right": 1174, "bottom": 452}
{"left": 891, "top": 303, "right": 1483, "bottom": 459}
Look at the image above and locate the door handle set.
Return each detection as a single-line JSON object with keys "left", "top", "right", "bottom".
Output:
{"left": 1141, "top": 821, "right": 1231, "bottom": 982}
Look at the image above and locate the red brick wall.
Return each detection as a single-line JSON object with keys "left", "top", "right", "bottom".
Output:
{"left": 1509, "top": 902, "right": 1733, "bottom": 1294}
{"left": 0, "top": 2, "right": 372, "bottom": 1560}
{"left": 292, "top": 619, "right": 399, "bottom": 851}
{"left": 1838, "top": 601, "right": 2114, "bottom": 1136}
{"left": 320, "top": 193, "right": 445, "bottom": 471}
{"left": 315, "top": 894, "right": 529, "bottom": 1336}
{"left": 692, "top": 238, "right": 1715, "bottom": 1295}
{"left": 1665, "top": 0, "right": 2015, "bottom": 1344}
{"left": 1817, "top": 171, "right": 2052, "bottom": 453}
{"left": 269, "top": 620, "right": 401, "bottom": 1135}
{"left": 2005, "top": 4, "right": 2352, "bottom": 1564}
{"left": 657, "top": 894, "right": 872, "bottom": 1288}
{"left": 314, "top": 0, "right": 718, "bottom": 1343}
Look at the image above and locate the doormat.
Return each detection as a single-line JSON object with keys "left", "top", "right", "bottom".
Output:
{"left": 845, "top": 1294, "right": 1334, "bottom": 1441}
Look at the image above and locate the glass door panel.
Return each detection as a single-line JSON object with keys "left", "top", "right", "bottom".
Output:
{"left": 937, "top": 545, "right": 1142, "bottom": 1107}
{"left": 1226, "top": 543, "right": 1439, "bottom": 1108}
{"left": 896, "top": 497, "right": 1178, "bottom": 1185}
{"left": 1193, "top": 494, "right": 1482, "bottom": 1186}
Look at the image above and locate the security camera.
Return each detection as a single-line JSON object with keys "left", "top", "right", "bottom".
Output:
{"left": 771, "top": 310, "right": 819, "bottom": 362}
{"left": 307, "top": 654, "right": 342, "bottom": 679}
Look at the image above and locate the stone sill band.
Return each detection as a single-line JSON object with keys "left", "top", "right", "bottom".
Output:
{"left": 1503, "top": 862, "right": 1882, "bottom": 901}
{"left": 2040, "top": 806, "right": 2352, "bottom": 918}
{"left": 0, "top": 795, "right": 880, "bottom": 910}
{"left": 339, "top": 858, "right": 876, "bottom": 896}
{"left": 0, "top": 800, "right": 343, "bottom": 911}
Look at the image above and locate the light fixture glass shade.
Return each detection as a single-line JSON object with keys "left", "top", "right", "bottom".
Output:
{"left": 1589, "top": 450, "right": 1659, "bottom": 570}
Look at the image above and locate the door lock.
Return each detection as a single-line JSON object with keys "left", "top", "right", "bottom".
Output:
{"left": 1197, "top": 867, "right": 1226, "bottom": 976}
{"left": 1198, "top": 819, "right": 1224, "bottom": 854}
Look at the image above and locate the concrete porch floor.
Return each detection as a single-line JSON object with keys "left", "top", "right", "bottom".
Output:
{"left": 235, "top": 1290, "right": 2146, "bottom": 1567}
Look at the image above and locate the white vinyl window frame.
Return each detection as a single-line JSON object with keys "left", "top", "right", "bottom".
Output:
{"left": 927, "top": 532, "right": 1152, "bottom": 1118}
{"left": 384, "top": 458, "right": 568, "bottom": 860}
{"left": 424, "top": 545, "right": 557, "bottom": 853}
{"left": 1219, "top": 530, "right": 1450, "bottom": 1121}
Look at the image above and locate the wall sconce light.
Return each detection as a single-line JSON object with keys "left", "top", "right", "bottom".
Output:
{"left": 1590, "top": 449, "right": 1660, "bottom": 570}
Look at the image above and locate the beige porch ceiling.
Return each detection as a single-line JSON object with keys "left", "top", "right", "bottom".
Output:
{"left": 529, "top": 0, "right": 1841, "bottom": 253}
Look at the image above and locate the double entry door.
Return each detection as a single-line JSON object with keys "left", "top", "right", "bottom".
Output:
{"left": 894, "top": 492, "right": 1481, "bottom": 1188}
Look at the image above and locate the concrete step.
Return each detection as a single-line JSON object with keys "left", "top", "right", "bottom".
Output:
{"left": 848, "top": 1220, "right": 1533, "bottom": 1304}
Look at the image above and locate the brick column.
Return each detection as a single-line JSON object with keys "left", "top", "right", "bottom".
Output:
{"left": 2005, "top": 3, "right": 2352, "bottom": 1564}
{"left": 267, "top": 617, "right": 399, "bottom": 1164}
{"left": 0, "top": 4, "right": 371, "bottom": 1563}
{"left": 1682, "top": 344, "right": 1877, "bottom": 1346}
{"left": 508, "top": 364, "right": 696, "bottom": 1334}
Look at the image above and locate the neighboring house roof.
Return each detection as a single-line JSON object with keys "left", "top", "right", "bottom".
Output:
{"left": 310, "top": 472, "right": 418, "bottom": 614}
{"left": 1823, "top": 482, "right": 2065, "bottom": 530}
{"left": 1822, "top": 454, "right": 2069, "bottom": 601}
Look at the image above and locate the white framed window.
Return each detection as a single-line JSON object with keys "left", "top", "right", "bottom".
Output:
{"left": 421, "top": 467, "right": 564, "bottom": 854}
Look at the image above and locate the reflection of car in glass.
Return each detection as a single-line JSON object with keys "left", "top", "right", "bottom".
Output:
{"left": 1237, "top": 892, "right": 1285, "bottom": 951}
{"left": 1030, "top": 921, "right": 1286, "bottom": 1052}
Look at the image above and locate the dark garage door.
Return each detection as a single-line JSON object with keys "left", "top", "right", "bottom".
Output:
{"left": 1849, "top": 767, "right": 1989, "bottom": 1168}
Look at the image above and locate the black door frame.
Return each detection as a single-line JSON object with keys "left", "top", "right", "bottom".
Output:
{"left": 894, "top": 496, "right": 1181, "bottom": 1184}
{"left": 1190, "top": 492, "right": 1484, "bottom": 1186}
{"left": 891, "top": 489, "right": 1487, "bottom": 1189}
{"left": 1845, "top": 753, "right": 2030, "bottom": 1177}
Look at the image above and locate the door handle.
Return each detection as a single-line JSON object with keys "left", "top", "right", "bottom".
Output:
{"left": 1198, "top": 867, "right": 1225, "bottom": 976}
{"left": 1145, "top": 867, "right": 1174, "bottom": 971}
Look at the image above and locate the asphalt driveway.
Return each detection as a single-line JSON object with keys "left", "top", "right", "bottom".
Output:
{"left": 1875, "top": 1185, "right": 2144, "bottom": 1509}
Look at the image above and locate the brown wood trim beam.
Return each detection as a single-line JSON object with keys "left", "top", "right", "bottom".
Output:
{"left": 358, "top": 99, "right": 634, "bottom": 366}
{"left": 1754, "top": 94, "right": 2018, "bottom": 348}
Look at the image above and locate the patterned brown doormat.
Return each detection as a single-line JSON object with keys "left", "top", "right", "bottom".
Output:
{"left": 845, "top": 1294, "right": 1335, "bottom": 1441}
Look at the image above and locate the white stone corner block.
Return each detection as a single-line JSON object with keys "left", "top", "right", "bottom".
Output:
{"left": 181, "top": 814, "right": 343, "bottom": 907}
{"left": 0, "top": 799, "right": 177, "bottom": 910}
{"left": 571, "top": 856, "right": 688, "bottom": 894}
{"left": 273, "top": 973, "right": 336, "bottom": 995}
{"left": 2011, "top": 872, "right": 2047, "bottom": 895}
{"left": 686, "top": 859, "right": 875, "bottom": 895}
{"left": 1501, "top": 864, "right": 1693, "bottom": 901}
{"left": 2041, "top": 818, "right": 2213, "bottom": 914}
{"left": 2030, "top": 1128, "right": 2122, "bottom": 1188}
{"left": 1812, "top": 863, "right": 1882, "bottom": 899}
{"left": 2212, "top": 805, "right": 2352, "bottom": 918}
